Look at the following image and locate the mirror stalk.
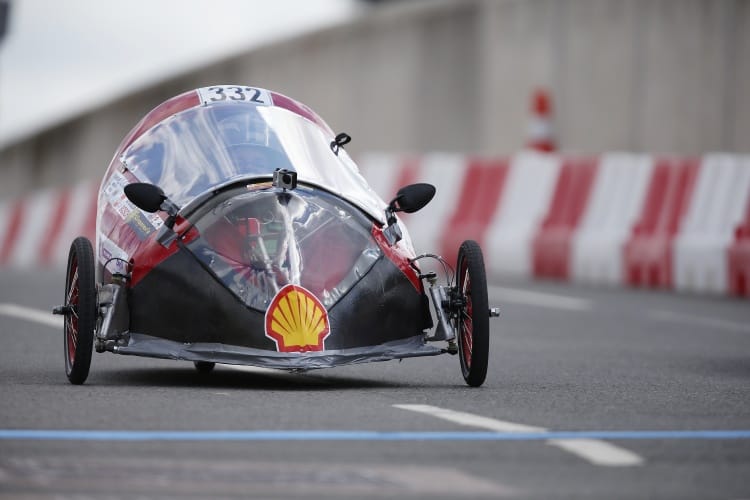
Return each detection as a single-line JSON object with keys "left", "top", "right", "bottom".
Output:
{"left": 160, "top": 199, "right": 180, "bottom": 229}
{"left": 157, "top": 199, "right": 181, "bottom": 247}
{"left": 383, "top": 207, "right": 403, "bottom": 246}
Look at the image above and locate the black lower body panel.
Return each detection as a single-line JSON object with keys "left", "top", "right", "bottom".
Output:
{"left": 128, "top": 245, "right": 427, "bottom": 352}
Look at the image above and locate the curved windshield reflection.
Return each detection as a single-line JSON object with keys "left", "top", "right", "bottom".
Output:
{"left": 121, "top": 101, "right": 386, "bottom": 221}
{"left": 187, "top": 186, "right": 381, "bottom": 310}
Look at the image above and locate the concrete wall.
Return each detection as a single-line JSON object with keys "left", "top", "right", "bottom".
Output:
{"left": 1, "top": 0, "right": 748, "bottom": 199}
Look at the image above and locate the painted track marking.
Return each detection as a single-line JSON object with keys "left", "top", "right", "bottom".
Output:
{"left": 394, "top": 404, "right": 643, "bottom": 467}
{"left": 488, "top": 286, "right": 592, "bottom": 311}
{"left": 0, "top": 303, "right": 62, "bottom": 329}
{"left": 649, "top": 309, "right": 750, "bottom": 333}
{"left": 394, "top": 404, "right": 545, "bottom": 433}
{"left": 548, "top": 438, "right": 642, "bottom": 467}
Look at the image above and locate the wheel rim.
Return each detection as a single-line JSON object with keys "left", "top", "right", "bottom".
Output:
{"left": 459, "top": 259, "right": 473, "bottom": 371}
{"left": 65, "top": 255, "right": 80, "bottom": 369}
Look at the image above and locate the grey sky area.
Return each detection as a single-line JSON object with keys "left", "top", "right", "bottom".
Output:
{"left": 0, "top": 0, "right": 358, "bottom": 146}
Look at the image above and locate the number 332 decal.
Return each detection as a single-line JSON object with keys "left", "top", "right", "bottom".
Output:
{"left": 198, "top": 86, "right": 272, "bottom": 106}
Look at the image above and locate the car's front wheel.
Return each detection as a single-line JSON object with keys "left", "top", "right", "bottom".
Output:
{"left": 455, "top": 240, "right": 489, "bottom": 387}
{"left": 63, "top": 237, "right": 96, "bottom": 385}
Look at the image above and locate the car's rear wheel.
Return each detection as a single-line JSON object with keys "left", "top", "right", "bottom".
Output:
{"left": 64, "top": 237, "right": 96, "bottom": 385}
{"left": 455, "top": 240, "right": 489, "bottom": 387}
{"left": 194, "top": 361, "right": 216, "bottom": 373}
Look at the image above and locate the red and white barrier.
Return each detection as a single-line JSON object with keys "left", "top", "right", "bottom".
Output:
{"left": 572, "top": 153, "right": 653, "bottom": 286}
{"left": 3, "top": 154, "right": 750, "bottom": 298}
{"left": 0, "top": 181, "right": 98, "bottom": 269}
{"left": 531, "top": 156, "right": 597, "bottom": 280}
{"left": 728, "top": 196, "right": 750, "bottom": 296}
{"left": 359, "top": 152, "right": 750, "bottom": 298}
{"left": 359, "top": 151, "right": 559, "bottom": 277}
{"left": 673, "top": 154, "right": 750, "bottom": 293}
{"left": 484, "top": 152, "right": 561, "bottom": 278}
{"left": 439, "top": 157, "right": 510, "bottom": 266}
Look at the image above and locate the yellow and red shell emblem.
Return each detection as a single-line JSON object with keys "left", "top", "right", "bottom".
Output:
{"left": 264, "top": 284, "right": 330, "bottom": 353}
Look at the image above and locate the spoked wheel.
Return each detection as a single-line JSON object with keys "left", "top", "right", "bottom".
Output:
{"left": 455, "top": 240, "right": 489, "bottom": 387}
{"left": 63, "top": 237, "right": 96, "bottom": 385}
{"left": 194, "top": 361, "right": 216, "bottom": 373}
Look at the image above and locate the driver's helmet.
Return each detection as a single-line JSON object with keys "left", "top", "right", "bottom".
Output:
{"left": 213, "top": 105, "right": 291, "bottom": 174}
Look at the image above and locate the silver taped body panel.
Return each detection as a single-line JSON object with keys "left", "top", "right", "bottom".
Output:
{"left": 114, "top": 333, "right": 444, "bottom": 370}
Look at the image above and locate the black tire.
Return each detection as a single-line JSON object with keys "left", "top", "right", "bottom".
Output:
{"left": 194, "top": 361, "right": 216, "bottom": 373}
{"left": 64, "top": 237, "right": 97, "bottom": 385}
{"left": 455, "top": 240, "right": 490, "bottom": 387}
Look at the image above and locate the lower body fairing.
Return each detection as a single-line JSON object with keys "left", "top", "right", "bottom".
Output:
{"left": 114, "top": 333, "right": 444, "bottom": 370}
{"left": 121, "top": 244, "right": 433, "bottom": 368}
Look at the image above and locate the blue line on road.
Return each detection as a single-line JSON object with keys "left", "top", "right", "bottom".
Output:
{"left": 1, "top": 429, "right": 749, "bottom": 441}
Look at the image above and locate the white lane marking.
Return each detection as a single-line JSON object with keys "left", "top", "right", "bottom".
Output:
{"left": 548, "top": 438, "right": 643, "bottom": 467}
{"left": 394, "top": 404, "right": 644, "bottom": 467}
{"left": 0, "top": 303, "right": 62, "bottom": 329}
{"left": 488, "top": 286, "right": 592, "bottom": 312}
{"left": 649, "top": 309, "right": 750, "bottom": 334}
{"left": 393, "top": 404, "right": 544, "bottom": 432}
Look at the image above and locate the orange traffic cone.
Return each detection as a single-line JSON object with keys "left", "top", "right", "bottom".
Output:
{"left": 526, "top": 88, "right": 556, "bottom": 152}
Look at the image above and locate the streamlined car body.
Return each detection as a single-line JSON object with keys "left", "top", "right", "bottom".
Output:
{"left": 55, "top": 85, "right": 497, "bottom": 386}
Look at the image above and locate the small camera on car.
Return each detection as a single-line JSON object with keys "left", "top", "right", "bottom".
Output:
{"left": 272, "top": 168, "right": 297, "bottom": 190}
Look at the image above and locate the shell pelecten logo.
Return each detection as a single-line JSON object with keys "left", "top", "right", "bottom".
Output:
{"left": 264, "top": 284, "right": 330, "bottom": 353}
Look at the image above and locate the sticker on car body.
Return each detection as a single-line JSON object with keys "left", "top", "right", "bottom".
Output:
{"left": 102, "top": 171, "right": 164, "bottom": 237}
{"left": 98, "top": 234, "right": 130, "bottom": 274}
{"left": 264, "top": 284, "right": 331, "bottom": 353}
{"left": 198, "top": 86, "right": 273, "bottom": 106}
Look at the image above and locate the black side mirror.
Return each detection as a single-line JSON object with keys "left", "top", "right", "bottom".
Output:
{"left": 124, "top": 183, "right": 166, "bottom": 213}
{"left": 382, "top": 183, "right": 436, "bottom": 246}
{"left": 124, "top": 182, "right": 180, "bottom": 245}
{"left": 391, "top": 183, "right": 436, "bottom": 214}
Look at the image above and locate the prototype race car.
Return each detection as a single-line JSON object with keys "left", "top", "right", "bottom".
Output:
{"left": 54, "top": 85, "right": 499, "bottom": 387}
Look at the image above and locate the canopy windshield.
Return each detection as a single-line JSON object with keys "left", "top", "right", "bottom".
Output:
{"left": 186, "top": 185, "right": 381, "bottom": 311}
{"left": 120, "top": 100, "right": 386, "bottom": 221}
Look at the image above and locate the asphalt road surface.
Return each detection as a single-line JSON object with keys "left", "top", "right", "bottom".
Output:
{"left": 1, "top": 268, "right": 749, "bottom": 499}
